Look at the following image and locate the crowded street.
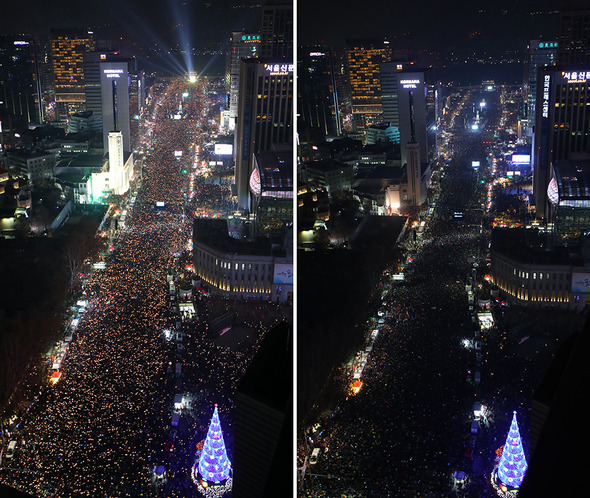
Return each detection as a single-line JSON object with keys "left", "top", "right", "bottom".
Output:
{"left": 0, "top": 78, "right": 274, "bottom": 497}
{"left": 299, "top": 86, "right": 583, "bottom": 497}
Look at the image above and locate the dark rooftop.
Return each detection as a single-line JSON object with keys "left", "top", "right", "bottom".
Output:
{"left": 553, "top": 159, "right": 590, "bottom": 200}
{"left": 237, "top": 321, "right": 292, "bottom": 412}
{"left": 193, "top": 218, "right": 273, "bottom": 256}
{"left": 490, "top": 228, "right": 574, "bottom": 266}
{"left": 254, "top": 150, "right": 293, "bottom": 191}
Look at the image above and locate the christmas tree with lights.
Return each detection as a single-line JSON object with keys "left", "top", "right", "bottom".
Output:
{"left": 494, "top": 411, "right": 528, "bottom": 493}
{"left": 197, "top": 404, "right": 232, "bottom": 484}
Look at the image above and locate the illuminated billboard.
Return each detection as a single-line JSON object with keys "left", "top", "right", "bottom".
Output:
{"left": 400, "top": 78, "right": 420, "bottom": 89}
{"left": 264, "top": 63, "right": 293, "bottom": 75}
{"left": 571, "top": 273, "right": 590, "bottom": 293}
{"left": 103, "top": 68, "right": 124, "bottom": 78}
{"left": 561, "top": 71, "right": 588, "bottom": 83}
{"left": 472, "top": 161, "right": 480, "bottom": 168}
{"left": 512, "top": 154, "right": 531, "bottom": 164}
{"left": 273, "top": 263, "right": 293, "bottom": 284}
{"left": 214, "top": 143, "right": 233, "bottom": 156}
{"left": 542, "top": 74, "right": 551, "bottom": 118}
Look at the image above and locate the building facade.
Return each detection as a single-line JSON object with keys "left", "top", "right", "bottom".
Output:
{"left": 50, "top": 29, "right": 95, "bottom": 116}
{"left": 526, "top": 40, "right": 558, "bottom": 127}
{"left": 225, "top": 31, "right": 260, "bottom": 127}
{"left": 0, "top": 35, "right": 43, "bottom": 127}
{"left": 533, "top": 67, "right": 590, "bottom": 220}
{"left": 259, "top": 0, "right": 293, "bottom": 61}
{"left": 298, "top": 48, "right": 341, "bottom": 143}
{"left": 557, "top": 7, "right": 590, "bottom": 67}
{"left": 396, "top": 70, "right": 428, "bottom": 167}
{"left": 346, "top": 39, "right": 391, "bottom": 129}
{"left": 490, "top": 229, "right": 590, "bottom": 310}
{"left": 100, "top": 61, "right": 131, "bottom": 153}
{"left": 193, "top": 218, "right": 292, "bottom": 302}
{"left": 250, "top": 148, "right": 293, "bottom": 235}
{"left": 234, "top": 59, "right": 293, "bottom": 211}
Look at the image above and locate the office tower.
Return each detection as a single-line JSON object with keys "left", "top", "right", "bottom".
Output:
{"left": 526, "top": 40, "right": 558, "bottom": 126}
{"left": 298, "top": 47, "right": 341, "bottom": 143}
{"left": 225, "top": 31, "right": 260, "bottom": 127}
{"left": 232, "top": 322, "right": 292, "bottom": 497}
{"left": 346, "top": 39, "right": 392, "bottom": 130}
{"left": 50, "top": 29, "right": 95, "bottom": 116}
{"left": 380, "top": 61, "right": 416, "bottom": 141}
{"left": 100, "top": 61, "right": 131, "bottom": 153}
{"left": 234, "top": 59, "right": 292, "bottom": 211}
{"left": 83, "top": 51, "right": 117, "bottom": 121}
{"left": 397, "top": 71, "right": 427, "bottom": 166}
{"left": 532, "top": 67, "right": 590, "bottom": 220}
{"left": 259, "top": 0, "right": 293, "bottom": 60}
{"left": 0, "top": 35, "right": 43, "bottom": 128}
{"left": 557, "top": 5, "right": 590, "bottom": 67}
{"left": 128, "top": 62, "right": 144, "bottom": 151}
{"left": 406, "top": 141, "right": 421, "bottom": 206}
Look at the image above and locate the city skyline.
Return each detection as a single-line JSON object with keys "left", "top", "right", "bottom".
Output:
{"left": 298, "top": 0, "right": 560, "bottom": 55}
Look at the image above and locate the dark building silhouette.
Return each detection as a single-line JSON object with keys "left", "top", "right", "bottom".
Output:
{"left": 232, "top": 322, "right": 292, "bottom": 497}
{"left": 298, "top": 47, "right": 341, "bottom": 143}
{"left": 519, "top": 320, "right": 589, "bottom": 496}
{"left": 0, "top": 35, "right": 43, "bottom": 127}
{"left": 557, "top": 3, "right": 590, "bottom": 67}
{"left": 259, "top": 0, "right": 293, "bottom": 60}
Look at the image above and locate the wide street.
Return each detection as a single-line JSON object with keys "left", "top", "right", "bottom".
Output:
{"left": 300, "top": 86, "right": 569, "bottom": 497}
{"left": 0, "top": 78, "right": 259, "bottom": 497}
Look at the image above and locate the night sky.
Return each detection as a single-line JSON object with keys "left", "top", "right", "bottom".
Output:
{"left": 297, "top": 0, "right": 561, "bottom": 54}
{"left": 1, "top": 0, "right": 261, "bottom": 49}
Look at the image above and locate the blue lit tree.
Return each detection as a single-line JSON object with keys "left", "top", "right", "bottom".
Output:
{"left": 198, "top": 404, "right": 232, "bottom": 484}
{"left": 497, "top": 411, "right": 528, "bottom": 489}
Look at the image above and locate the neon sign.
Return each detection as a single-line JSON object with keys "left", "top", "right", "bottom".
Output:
{"left": 562, "top": 71, "right": 588, "bottom": 83}
{"left": 542, "top": 74, "right": 550, "bottom": 118}
{"left": 538, "top": 42, "right": 557, "bottom": 49}
{"left": 400, "top": 79, "right": 420, "bottom": 89}
{"left": 103, "top": 69, "right": 124, "bottom": 78}
{"left": 264, "top": 63, "right": 293, "bottom": 75}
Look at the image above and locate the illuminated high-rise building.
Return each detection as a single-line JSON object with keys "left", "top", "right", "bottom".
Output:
{"left": 526, "top": 40, "right": 558, "bottom": 127}
{"left": 532, "top": 67, "right": 590, "bottom": 220}
{"left": 346, "top": 39, "right": 392, "bottom": 130}
{"left": 100, "top": 61, "right": 131, "bottom": 153}
{"left": 50, "top": 29, "right": 95, "bottom": 116}
{"left": 234, "top": 59, "right": 293, "bottom": 211}
{"left": 259, "top": 0, "right": 293, "bottom": 60}
{"left": 225, "top": 31, "right": 260, "bottom": 126}
{"left": 380, "top": 61, "right": 413, "bottom": 130}
{"left": 396, "top": 71, "right": 428, "bottom": 167}
{"left": 83, "top": 51, "right": 117, "bottom": 121}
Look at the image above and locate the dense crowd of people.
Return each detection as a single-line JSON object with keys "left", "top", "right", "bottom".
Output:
{"left": 0, "top": 79, "right": 280, "bottom": 497}
{"left": 299, "top": 91, "right": 564, "bottom": 497}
